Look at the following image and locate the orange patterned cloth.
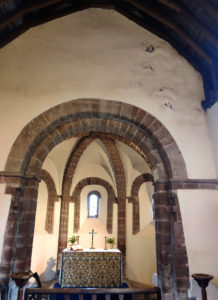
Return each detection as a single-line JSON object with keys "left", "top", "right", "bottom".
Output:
{"left": 60, "top": 249, "right": 121, "bottom": 287}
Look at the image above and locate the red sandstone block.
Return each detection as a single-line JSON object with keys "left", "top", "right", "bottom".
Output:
{"left": 176, "top": 278, "right": 190, "bottom": 289}
{"left": 18, "top": 222, "right": 35, "bottom": 236}
{"left": 153, "top": 192, "right": 169, "bottom": 205}
{"left": 23, "top": 186, "right": 38, "bottom": 198}
{"left": 16, "top": 246, "right": 32, "bottom": 260}
{"left": 155, "top": 206, "right": 170, "bottom": 220}
{"left": 155, "top": 220, "right": 170, "bottom": 233}
{"left": 4, "top": 222, "right": 17, "bottom": 236}
{"left": 13, "top": 259, "right": 31, "bottom": 273}
{"left": 157, "top": 256, "right": 171, "bottom": 266}
{"left": 172, "top": 221, "right": 184, "bottom": 237}
{"left": 156, "top": 233, "right": 171, "bottom": 244}
{"left": 1, "top": 246, "right": 14, "bottom": 262}
{"left": 141, "top": 113, "right": 155, "bottom": 128}
{"left": 0, "top": 265, "right": 11, "bottom": 281}
{"left": 120, "top": 103, "right": 133, "bottom": 118}
{"left": 5, "top": 186, "right": 17, "bottom": 195}
{"left": 20, "top": 199, "right": 37, "bottom": 212}
{"left": 176, "top": 266, "right": 189, "bottom": 277}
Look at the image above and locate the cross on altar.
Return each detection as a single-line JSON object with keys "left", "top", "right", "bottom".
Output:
{"left": 89, "top": 229, "right": 97, "bottom": 249}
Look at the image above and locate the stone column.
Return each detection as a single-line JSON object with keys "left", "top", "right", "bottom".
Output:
{"left": 45, "top": 195, "right": 56, "bottom": 233}
{"left": 132, "top": 200, "right": 140, "bottom": 234}
{"left": 117, "top": 198, "right": 126, "bottom": 276}
{"left": 106, "top": 199, "right": 113, "bottom": 234}
{"left": 0, "top": 178, "right": 38, "bottom": 283}
{"left": 57, "top": 197, "right": 70, "bottom": 268}
{"left": 153, "top": 184, "right": 189, "bottom": 300}
{"left": 73, "top": 196, "right": 80, "bottom": 233}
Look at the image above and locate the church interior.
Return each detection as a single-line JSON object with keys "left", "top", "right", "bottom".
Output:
{"left": 0, "top": 1, "right": 218, "bottom": 299}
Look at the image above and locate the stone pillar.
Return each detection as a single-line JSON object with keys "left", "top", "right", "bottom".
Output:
{"left": 153, "top": 184, "right": 189, "bottom": 300}
{"left": 117, "top": 198, "right": 126, "bottom": 276}
{"left": 0, "top": 178, "right": 38, "bottom": 283}
{"left": 45, "top": 195, "right": 56, "bottom": 233}
{"left": 73, "top": 196, "right": 80, "bottom": 233}
{"left": 168, "top": 190, "right": 190, "bottom": 299}
{"left": 57, "top": 198, "right": 70, "bottom": 268}
{"left": 117, "top": 199, "right": 126, "bottom": 256}
{"left": 132, "top": 200, "right": 140, "bottom": 234}
{"left": 153, "top": 190, "right": 173, "bottom": 299}
{"left": 106, "top": 199, "right": 113, "bottom": 234}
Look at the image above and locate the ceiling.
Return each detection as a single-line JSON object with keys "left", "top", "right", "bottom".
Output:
{"left": 43, "top": 137, "right": 151, "bottom": 195}
{"left": 0, "top": 0, "right": 218, "bottom": 109}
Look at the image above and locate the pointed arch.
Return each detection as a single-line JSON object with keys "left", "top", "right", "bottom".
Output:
{"left": 58, "top": 136, "right": 126, "bottom": 261}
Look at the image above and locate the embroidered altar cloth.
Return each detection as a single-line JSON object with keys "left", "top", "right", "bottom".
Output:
{"left": 59, "top": 249, "right": 121, "bottom": 288}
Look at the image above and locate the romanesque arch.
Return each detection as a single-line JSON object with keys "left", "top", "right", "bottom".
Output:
{"left": 57, "top": 176, "right": 116, "bottom": 263}
{"left": 129, "top": 173, "right": 154, "bottom": 234}
{"left": 0, "top": 98, "right": 189, "bottom": 299}
{"left": 72, "top": 177, "right": 116, "bottom": 234}
{"left": 40, "top": 169, "right": 58, "bottom": 234}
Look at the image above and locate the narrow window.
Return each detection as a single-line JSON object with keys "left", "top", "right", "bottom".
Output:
{"left": 88, "top": 191, "right": 100, "bottom": 218}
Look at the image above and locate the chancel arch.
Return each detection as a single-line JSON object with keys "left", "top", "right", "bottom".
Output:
{"left": 0, "top": 98, "right": 189, "bottom": 299}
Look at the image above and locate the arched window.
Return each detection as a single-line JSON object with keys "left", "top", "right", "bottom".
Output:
{"left": 87, "top": 191, "right": 100, "bottom": 218}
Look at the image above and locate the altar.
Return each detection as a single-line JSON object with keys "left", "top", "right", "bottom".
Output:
{"left": 59, "top": 249, "right": 121, "bottom": 288}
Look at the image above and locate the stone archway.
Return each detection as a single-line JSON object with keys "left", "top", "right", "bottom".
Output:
{"left": 129, "top": 173, "right": 154, "bottom": 234}
{"left": 0, "top": 98, "right": 189, "bottom": 299}
{"left": 57, "top": 176, "right": 116, "bottom": 265}
{"left": 59, "top": 136, "right": 126, "bottom": 261}
{"left": 40, "top": 169, "right": 59, "bottom": 234}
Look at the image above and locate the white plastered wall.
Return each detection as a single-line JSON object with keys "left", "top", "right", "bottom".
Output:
{"left": 31, "top": 181, "right": 60, "bottom": 281}
{"left": 126, "top": 180, "right": 156, "bottom": 285}
{"left": 207, "top": 102, "right": 218, "bottom": 178}
{"left": 0, "top": 9, "right": 215, "bottom": 179}
{"left": 178, "top": 190, "right": 218, "bottom": 300}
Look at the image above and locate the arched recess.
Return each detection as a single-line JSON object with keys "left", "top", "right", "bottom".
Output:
{"left": 0, "top": 98, "right": 189, "bottom": 299}
{"left": 57, "top": 176, "right": 116, "bottom": 263}
{"left": 40, "top": 169, "right": 59, "bottom": 234}
{"left": 72, "top": 177, "right": 116, "bottom": 233}
{"left": 57, "top": 136, "right": 96, "bottom": 257}
{"left": 58, "top": 136, "right": 125, "bottom": 262}
{"left": 129, "top": 173, "right": 154, "bottom": 234}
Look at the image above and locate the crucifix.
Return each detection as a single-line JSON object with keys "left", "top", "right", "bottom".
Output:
{"left": 89, "top": 229, "right": 97, "bottom": 249}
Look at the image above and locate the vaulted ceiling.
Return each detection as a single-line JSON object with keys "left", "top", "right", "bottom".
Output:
{"left": 1, "top": 0, "right": 218, "bottom": 109}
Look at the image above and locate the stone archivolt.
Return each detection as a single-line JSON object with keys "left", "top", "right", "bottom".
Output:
{"left": 2, "top": 99, "right": 217, "bottom": 298}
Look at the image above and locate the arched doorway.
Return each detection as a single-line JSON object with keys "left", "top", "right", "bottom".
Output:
{"left": 0, "top": 98, "right": 189, "bottom": 298}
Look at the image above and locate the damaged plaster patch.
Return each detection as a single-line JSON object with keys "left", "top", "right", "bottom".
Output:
{"left": 153, "top": 87, "right": 203, "bottom": 120}
{"left": 145, "top": 45, "right": 155, "bottom": 53}
{"left": 143, "top": 64, "right": 154, "bottom": 71}
{"left": 141, "top": 41, "right": 156, "bottom": 53}
{"left": 163, "top": 102, "right": 173, "bottom": 110}
{"left": 154, "top": 87, "right": 176, "bottom": 111}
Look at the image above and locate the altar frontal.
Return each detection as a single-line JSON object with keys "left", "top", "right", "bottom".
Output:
{"left": 60, "top": 249, "right": 121, "bottom": 287}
